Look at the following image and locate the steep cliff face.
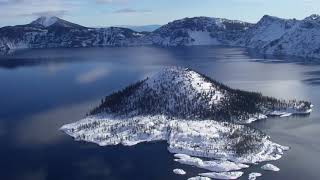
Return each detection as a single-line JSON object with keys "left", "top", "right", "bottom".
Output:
{"left": 237, "top": 15, "right": 299, "bottom": 49}
{"left": 260, "top": 15, "right": 320, "bottom": 58}
{"left": 236, "top": 14, "right": 320, "bottom": 59}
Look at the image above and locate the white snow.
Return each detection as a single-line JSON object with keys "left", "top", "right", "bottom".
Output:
{"left": 244, "top": 114, "right": 268, "bottom": 124}
{"left": 174, "top": 154, "right": 249, "bottom": 172}
{"left": 268, "top": 107, "right": 311, "bottom": 117}
{"left": 248, "top": 172, "right": 262, "bottom": 180}
{"left": 199, "top": 171, "right": 243, "bottom": 180}
{"left": 167, "top": 119, "right": 290, "bottom": 164}
{"left": 261, "top": 164, "right": 280, "bottom": 171}
{"left": 188, "top": 176, "right": 211, "bottom": 180}
{"left": 34, "top": 16, "right": 59, "bottom": 27}
{"left": 188, "top": 31, "right": 220, "bottom": 45}
{"left": 173, "top": 169, "right": 186, "bottom": 175}
{"left": 280, "top": 113, "right": 293, "bottom": 118}
{"left": 61, "top": 115, "right": 289, "bottom": 175}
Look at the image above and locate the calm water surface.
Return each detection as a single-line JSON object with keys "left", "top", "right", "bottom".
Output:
{"left": 0, "top": 46, "right": 319, "bottom": 180}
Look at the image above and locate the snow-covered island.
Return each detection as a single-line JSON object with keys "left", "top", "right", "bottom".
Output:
{"left": 248, "top": 172, "right": 262, "bottom": 180}
{"left": 173, "top": 169, "right": 186, "bottom": 175}
{"left": 61, "top": 67, "right": 312, "bottom": 179}
{"left": 261, "top": 164, "right": 280, "bottom": 172}
{"left": 188, "top": 176, "right": 211, "bottom": 180}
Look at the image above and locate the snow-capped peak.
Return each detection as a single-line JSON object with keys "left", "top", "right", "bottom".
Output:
{"left": 31, "top": 16, "right": 59, "bottom": 27}
{"left": 147, "top": 67, "right": 222, "bottom": 99}
{"left": 258, "top": 15, "right": 286, "bottom": 25}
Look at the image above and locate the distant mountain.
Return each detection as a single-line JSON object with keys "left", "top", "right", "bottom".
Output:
{"left": 143, "top": 15, "right": 320, "bottom": 59}
{"left": 0, "top": 16, "right": 147, "bottom": 50}
{"left": 90, "top": 67, "right": 312, "bottom": 123}
{"left": 93, "top": 25, "right": 161, "bottom": 32}
{"left": 1, "top": 15, "right": 320, "bottom": 59}
{"left": 144, "top": 17, "right": 252, "bottom": 46}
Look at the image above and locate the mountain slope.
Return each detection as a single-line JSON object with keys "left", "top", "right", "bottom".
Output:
{"left": 90, "top": 67, "right": 312, "bottom": 123}
{"left": 237, "top": 15, "right": 299, "bottom": 49}
{"left": 145, "top": 17, "right": 252, "bottom": 46}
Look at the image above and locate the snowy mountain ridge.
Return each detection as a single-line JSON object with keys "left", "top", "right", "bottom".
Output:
{"left": 1, "top": 14, "right": 320, "bottom": 59}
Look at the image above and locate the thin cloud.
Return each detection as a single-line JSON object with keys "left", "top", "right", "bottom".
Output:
{"left": 113, "top": 8, "right": 152, "bottom": 14}
{"left": 0, "top": 0, "right": 79, "bottom": 17}
{"left": 19, "top": 10, "right": 68, "bottom": 18}
{"left": 96, "top": 0, "right": 130, "bottom": 4}
{"left": 77, "top": 67, "right": 110, "bottom": 84}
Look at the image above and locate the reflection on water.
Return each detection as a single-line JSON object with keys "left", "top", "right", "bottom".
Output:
{"left": 14, "top": 99, "right": 99, "bottom": 147}
{"left": 0, "top": 46, "right": 319, "bottom": 180}
{"left": 302, "top": 71, "right": 320, "bottom": 85}
{"left": 76, "top": 68, "right": 110, "bottom": 84}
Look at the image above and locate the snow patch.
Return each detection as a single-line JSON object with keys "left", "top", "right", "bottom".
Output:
{"left": 188, "top": 31, "right": 220, "bottom": 45}
{"left": 174, "top": 154, "right": 249, "bottom": 172}
{"left": 173, "top": 169, "right": 186, "bottom": 175}
{"left": 244, "top": 114, "right": 268, "bottom": 124}
{"left": 199, "top": 171, "right": 243, "bottom": 180}
{"left": 261, "top": 164, "right": 280, "bottom": 171}
{"left": 188, "top": 176, "right": 211, "bottom": 180}
{"left": 248, "top": 172, "right": 262, "bottom": 180}
{"left": 34, "top": 16, "right": 59, "bottom": 27}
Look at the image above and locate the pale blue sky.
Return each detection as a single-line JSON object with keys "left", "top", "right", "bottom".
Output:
{"left": 0, "top": 0, "right": 319, "bottom": 27}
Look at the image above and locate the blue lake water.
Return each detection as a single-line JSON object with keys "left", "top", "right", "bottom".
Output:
{"left": 0, "top": 46, "right": 319, "bottom": 180}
